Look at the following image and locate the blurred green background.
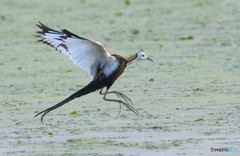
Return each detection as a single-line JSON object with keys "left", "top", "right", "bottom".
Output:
{"left": 1, "top": 0, "right": 240, "bottom": 155}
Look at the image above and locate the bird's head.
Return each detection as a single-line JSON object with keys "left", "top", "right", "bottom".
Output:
{"left": 136, "top": 52, "right": 153, "bottom": 62}
{"left": 125, "top": 52, "right": 153, "bottom": 65}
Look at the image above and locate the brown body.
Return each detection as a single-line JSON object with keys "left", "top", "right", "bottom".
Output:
{"left": 105, "top": 55, "right": 128, "bottom": 89}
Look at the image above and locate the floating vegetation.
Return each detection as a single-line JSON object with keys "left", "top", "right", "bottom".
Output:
{"left": 125, "top": 0, "right": 131, "bottom": 5}
{"left": 18, "top": 140, "right": 22, "bottom": 144}
{"left": 193, "top": 88, "right": 204, "bottom": 91}
{"left": 68, "top": 138, "right": 89, "bottom": 142}
{"left": 1, "top": 15, "right": 5, "bottom": 20}
{"left": 151, "top": 126, "right": 163, "bottom": 129}
{"left": 132, "top": 29, "right": 140, "bottom": 35}
{"left": 221, "top": 43, "right": 231, "bottom": 46}
{"left": 149, "top": 78, "right": 154, "bottom": 82}
{"left": 195, "top": 118, "right": 205, "bottom": 122}
{"left": 217, "top": 117, "right": 224, "bottom": 120}
{"left": 196, "top": 1, "right": 213, "bottom": 6}
{"left": 203, "top": 37, "right": 216, "bottom": 41}
{"left": 172, "top": 140, "right": 180, "bottom": 146}
{"left": 115, "top": 12, "right": 123, "bottom": 16}
{"left": 70, "top": 111, "right": 77, "bottom": 114}
{"left": 179, "top": 36, "right": 194, "bottom": 40}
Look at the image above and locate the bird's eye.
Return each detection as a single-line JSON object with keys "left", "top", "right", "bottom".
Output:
{"left": 142, "top": 55, "right": 145, "bottom": 57}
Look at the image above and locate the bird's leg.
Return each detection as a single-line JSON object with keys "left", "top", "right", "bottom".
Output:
{"left": 111, "top": 91, "right": 122, "bottom": 115}
{"left": 100, "top": 88, "right": 122, "bottom": 114}
{"left": 103, "top": 90, "right": 139, "bottom": 115}
{"left": 99, "top": 88, "right": 105, "bottom": 95}
{"left": 100, "top": 88, "right": 135, "bottom": 114}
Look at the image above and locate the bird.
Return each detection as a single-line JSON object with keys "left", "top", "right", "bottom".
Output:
{"left": 34, "top": 22, "right": 153, "bottom": 122}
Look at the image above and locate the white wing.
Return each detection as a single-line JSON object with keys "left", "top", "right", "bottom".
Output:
{"left": 36, "top": 22, "right": 117, "bottom": 79}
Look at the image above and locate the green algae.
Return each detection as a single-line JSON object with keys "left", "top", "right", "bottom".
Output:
{"left": 1, "top": 0, "right": 240, "bottom": 155}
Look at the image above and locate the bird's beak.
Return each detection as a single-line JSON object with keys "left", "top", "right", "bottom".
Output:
{"left": 146, "top": 57, "right": 153, "bottom": 62}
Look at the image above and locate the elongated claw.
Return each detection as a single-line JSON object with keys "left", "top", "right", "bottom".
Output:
{"left": 116, "top": 92, "right": 138, "bottom": 115}
{"left": 117, "top": 92, "right": 133, "bottom": 104}
{"left": 121, "top": 101, "right": 139, "bottom": 115}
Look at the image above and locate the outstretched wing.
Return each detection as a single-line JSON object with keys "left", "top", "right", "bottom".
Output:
{"left": 35, "top": 22, "right": 116, "bottom": 79}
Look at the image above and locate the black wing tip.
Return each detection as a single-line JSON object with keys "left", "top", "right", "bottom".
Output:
{"left": 36, "top": 22, "right": 88, "bottom": 41}
{"left": 36, "top": 21, "right": 59, "bottom": 35}
{"left": 61, "top": 29, "right": 76, "bottom": 37}
{"left": 61, "top": 29, "right": 88, "bottom": 41}
{"left": 36, "top": 21, "right": 47, "bottom": 29}
{"left": 36, "top": 21, "right": 45, "bottom": 31}
{"left": 38, "top": 21, "right": 44, "bottom": 26}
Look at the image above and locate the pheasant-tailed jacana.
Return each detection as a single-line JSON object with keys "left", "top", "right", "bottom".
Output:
{"left": 34, "top": 22, "right": 153, "bottom": 121}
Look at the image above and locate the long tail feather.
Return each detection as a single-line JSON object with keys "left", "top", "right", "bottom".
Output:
{"left": 35, "top": 89, "right": 82, "bottom": 122}
{"left": 34, "top": 80, "right": 101, "bottom": 122}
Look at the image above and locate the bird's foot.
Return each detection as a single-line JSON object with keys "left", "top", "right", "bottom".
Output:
{"left": 112, "top": 91, "right": 136, "bottom": 115}
{"left": 103, "top": 90, "right": 139, "bottom": 115}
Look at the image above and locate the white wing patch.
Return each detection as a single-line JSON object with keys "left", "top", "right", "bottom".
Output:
{"left": 36, "top": 22, "right": 117, "bottom": 79}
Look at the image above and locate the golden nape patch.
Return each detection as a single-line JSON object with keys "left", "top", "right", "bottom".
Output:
{"left": 123, "top": 54, "right": 137, "bottom": 62}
